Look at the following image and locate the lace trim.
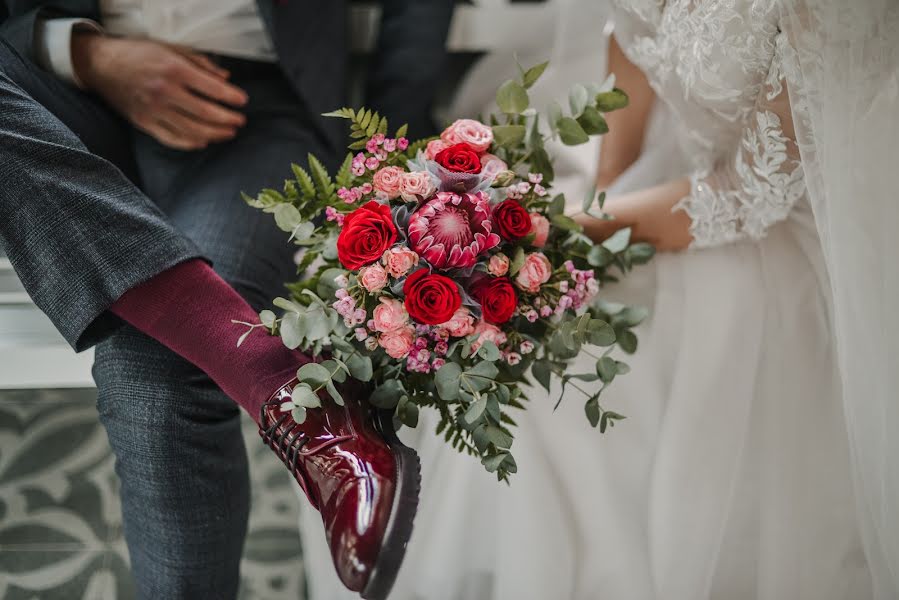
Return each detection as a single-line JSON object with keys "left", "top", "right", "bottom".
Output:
{"left": 675, "top": 109, "right": 805, "bottom": 248}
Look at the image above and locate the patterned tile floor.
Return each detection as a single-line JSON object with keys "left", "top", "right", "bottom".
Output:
{"left": 0, "top": 389, "right": 307, "bottom": 599}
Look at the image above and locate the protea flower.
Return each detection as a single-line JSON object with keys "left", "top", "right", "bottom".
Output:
{"left": 407, "top": 191, "right": 500, "bottom": 270}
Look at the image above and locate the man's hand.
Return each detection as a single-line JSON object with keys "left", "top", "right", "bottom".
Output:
{"left": 72, "top": 34, "right": 248, "bottom": 150}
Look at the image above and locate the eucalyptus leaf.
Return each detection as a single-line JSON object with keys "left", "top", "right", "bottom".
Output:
{"left": 482, "top": 452, "right": 509, "bottom": 473}
{"left": 616, "top": 306, "right": 649, "bottom": 327}
{"left": 496, "top": 80, "right": 530, "bottom": 114}
{"left": 602, "top": 227, "right": 632, "bottom": 253}
{"left": 484, "top": 425, "right": 513, "bottom": 449}
{"left": 557, "top": 117, "right": 589, "bottom": 145}
{"left": 464, "top": 396, "right": 489, "bottom": 425}
{"left": 260, "top": 310, "right": 276, "bottom": 328}
{"left": 551, "top": 214, "right": 581, "bottom": 232}
{"left": 346, "top": 352, "right": 373, "bottom": 382}
{"left": 273, "top": 204, "right": 303, "bottom": 233}
{"left": 585, "top": 397, "right": 601, "bottom": 427}
{"left": 597, "top": 356, "right": 618, "bottom": 383}
{"left": 531, "top": 359, "right": 552, "bottom": 392}
{"left": 325, "top": 380, "right": 344, "bottom": 406}
{"left": 628, "top": 243, "right": 656, "bottom": 265}
{"left": 596, "top": 88, "right": 629, "bottom": 112}
{"left": 492, "top": 125, "right": 527, "bottom": 147}
{"left": 587, "top": 245, "right": 615, "bottom": 267}
{"left": 280, "top": 313, "right": 305, "bottom": 349}
{"left": 547, "top": 101, "right": 564, "bottom": 132}
{"left": 292, "top": 383, "right": 321, "bottom": 409}
{"left": 435, "top": 362, "right": 463, "bottom": 401}
{"left": 618, "top": 330, "right": 638, "bottom": 354}
{"left": 569, "top": 83, "right": 589, "bottom": 118}
{"left": 370, "top": 379, "right": 404, "bottom": 409}
{"left": 510, "top": 246, "right": 526, "bottom": 275}
{"left": 522, "top": 61, "right": 549, "bottom": 88}
{"left": 316, "top": 268, "right": 348, "bottom": 301}
{"left": 292, "top": 406, "right": 308, "bottom": 424}
{"left": 297, "top": 362, "right": 332, "bottom": 386}
{"left": 586, "top": 320, "right": 616, "bottom": 347}
{"left": 577, "top": 106, "right": 609, "bottom": 135}
{"left": 477, "top": 341, "right": 501, "bottom": 362}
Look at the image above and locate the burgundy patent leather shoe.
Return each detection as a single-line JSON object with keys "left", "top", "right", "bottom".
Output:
{"left": 259, "top": 378, "right": 420, "bottom": 600}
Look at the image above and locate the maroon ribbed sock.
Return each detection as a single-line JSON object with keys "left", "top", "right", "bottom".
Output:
{"left": 110, "top": 259, "right": 306, "bottom": 422}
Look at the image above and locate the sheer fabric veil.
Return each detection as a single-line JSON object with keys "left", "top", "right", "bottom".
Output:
{"left": 780, "top": 1, "right": 899, "bottom": 597}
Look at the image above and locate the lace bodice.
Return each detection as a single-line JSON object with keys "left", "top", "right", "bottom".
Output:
{"left": 611, "top": 0, "right": 805, "bottom": 248}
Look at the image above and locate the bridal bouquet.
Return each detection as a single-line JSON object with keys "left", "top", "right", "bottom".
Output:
{"left": 239, "top": 62, "right": 652, "bottom": 481}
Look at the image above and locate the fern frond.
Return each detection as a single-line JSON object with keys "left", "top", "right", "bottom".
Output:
{"left": 335, "top": 153, "right": 354, "bottom": 189}
{"left": 307, "top": 154, "right": 335, "bottom": 201}
{"left": 291, "top": 163, "right": 316, "bottom": 199}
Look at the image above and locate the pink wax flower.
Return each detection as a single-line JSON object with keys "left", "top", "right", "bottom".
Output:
{"left": 397, "top": 138, "right": 410, "bottom": 151}
{"left": 359, "top": 263, "right": 388, "bottom": 293}
{"left": 504, "top": 352, "right": 522, "bottom": 366}
{"left": 372, "top": 166, "right": 405, "bottom": 199}
{"left": 515, "top": 252, "right": 553, "bottom": 293}
{"left": 383, "top": 138, "right": 398, "bottom": 153}
{"left": 440, "top": 307, "right": 476, "bottom": 338}
{"left": 520, "top": 340, "right": 535, "bottom": 354}
{"left": 471, "top": 321, "right": 508, "bottom": 352}
{"left": 381, "top": 247, "right": 419, "bottom": 278}
{"left": 441, "top": 119, "right": 494, "bottom": 153}
{"left": 425, "top": 139, "right": 449, "bottom": 160}
{"left": 355, "top": 327, "right": 369, "bottom": 341}
{"left": 365, "top": 156, "right": 381, "bottom": 171}
{"left": 372, "top": 297, "right": 409, "bottom": 333}
{"left": 479, "top": 153, "right": 508, "bottom": 182}
{"left": 529, "top": 213, "right": 550, "bottom": 247}
{"left": 379, "top": 325, "right": 415, "bottom": 359}
{"left": 400, "top": 171, "right": 437, "bottom": 202}
{"left": 407, "top": 191, "right": 500, "bottom": 269}
{"left": 431, "top": 358, "right": 446, "bottom": 370}
{"left": 325, "top": 206, "right": 345, "bottom": 226}
{"left": 487, "top": 253, "right": 510, "bottom": 277}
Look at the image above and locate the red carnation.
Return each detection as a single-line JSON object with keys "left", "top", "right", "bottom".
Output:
{"left": 470, "top": 276, "right": 518, "bottom": 325}
{"left": 403, "top": 269, "right": 462, "bottom": 325}
{"left": 492, "top": 199, "right": 532, "bottom": 241}
{"left": 435, "top": 143, "right": 482, "bottom": 174}
{"left": 336, "top": 201, "right": 398, "bottom": 270}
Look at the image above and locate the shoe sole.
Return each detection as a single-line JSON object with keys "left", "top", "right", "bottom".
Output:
{"left": 362, "top": 410, "right": 422, "bottom": 600}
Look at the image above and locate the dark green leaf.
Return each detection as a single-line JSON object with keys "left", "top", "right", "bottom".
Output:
{"left": 557, "top": 117, "right": 589, "bottom": 145}
{"left": 522, "top": 61, "right": 549, "bottom": 89}
{"left": 492, "top": 125, "right": 527, "bottom": 147}
{"left": 618, "top": 330, "right": 638, "bottom": 354}
{"left": 370, "top": 379, "right": 404, "bottom": 409}
{"left": 531, "top": 359, "right": 552, "bottom": 392}
{"left": 597, "top": 356, "right": 618, "bottom": 383}
{"left": 596, "top": 88, "right": 629, "bottom": 112}
{"left": 577, "top": 106, "right": 609, "bottom": 135}
{"left": 586, "top": 320, "right": 616, "bottom": 347}
{"left": 464, "top": 396, "right": 488, "bottom": 425}
{"left": 585, "top": 397, "right": 601, "bottom": 427}
{"left": 435, "top": 362, "right": 463, "bottom": 401}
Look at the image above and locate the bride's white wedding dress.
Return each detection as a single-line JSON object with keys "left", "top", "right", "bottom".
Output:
{"left": 300, "top": 1, "right": 896, "bottom": 598}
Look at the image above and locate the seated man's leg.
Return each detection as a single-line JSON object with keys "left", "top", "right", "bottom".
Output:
{"left": 92, "top": 70, "right": 332, "bottom": 599}
{"left": 0, "top": 39, "right": 200, "bottom": 350}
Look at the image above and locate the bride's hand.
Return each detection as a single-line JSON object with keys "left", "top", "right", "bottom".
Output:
{"left": 575, "top": 179, "right": 695, "bottom": 252}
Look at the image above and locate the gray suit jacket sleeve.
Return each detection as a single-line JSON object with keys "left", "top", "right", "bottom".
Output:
{"left": 365, "top": 0, "right": 455, "bottom": 138}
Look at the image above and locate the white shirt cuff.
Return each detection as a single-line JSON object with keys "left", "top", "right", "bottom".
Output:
{"left": 34, "top": 18, "right": 104, "bottom": 89}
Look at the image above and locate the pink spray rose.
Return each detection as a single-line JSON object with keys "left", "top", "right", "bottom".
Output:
{"left": 358, "top": 263, "right": 388, "bottom": 293}
{"left": 372, "top": 166, "right": 405, "bottom": 199}
{"left": 440, "top": 307, "right": 476, "bottom": 338}
{"left": 480, "top": 153, "right": 508, "bottom": 182}
{"left": 441, "top": 119, "right": 494, "bottom": 153}
{"left": 529, "top": 213, "right": 550, "bottom": 247}
{"left": 471, "top": 321, "right": 508, "bottom": 352}
{"left": 372, "top": 297, "right": 409, "bottom": 333}
{"left": 381, "top": 247, "right": 419, "bottom": 278}
{"left": 400, "top": 171, "right": 437, "bottom": 202}
{"left": 379, "top": 325, "right": 415, "bottom": 358}
{"left": 487, "top": 253, "right": 510, "bottom": 277}
{"left": 515, "top": 253, "right": 553, "bottom": 293}
{"left": 425, "top": 139, "right": 449, "bottom": 160}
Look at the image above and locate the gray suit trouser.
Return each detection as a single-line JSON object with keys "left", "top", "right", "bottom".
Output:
{"left": 0, "top": 40, "right": 333, "bottom": 598}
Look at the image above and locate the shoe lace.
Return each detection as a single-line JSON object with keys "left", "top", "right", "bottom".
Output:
{"left": 259, "top": 399, "right": 318, "bottom": 507}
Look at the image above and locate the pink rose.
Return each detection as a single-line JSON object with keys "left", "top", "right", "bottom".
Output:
{"left": 372, "top": 297, "right": 409, "bottom": 333}
{"left": 487, "top": 253, "right": 510, "bottom": 277}
{"left": 359, "top": 263, "right": 388, "bottom": 293}
{"left": 471, "top": 321, "right": 508, "bottom": 352}
{"left": 381, "top": 247, "right": 419, "bottom": 278}
{"left": 480, "top": 153, "right": 508, "bottom": 181}
{"left": 400, "top": 171, "right": 436, "bottom": 202}
{"left": 425, "top": 139, "right": 449, "bottom": 160}
{"left": 529, "top": 213, "right": 550, "bottom": 247}
{"left": 440, "top": 307, "right": 476, "bottom": 338}
{"left": 441, "top": 119, "right": 494, "bottom": 153}
{"left": 515, "top": 253, "right": 553, "bottom": 293}
{"left": 379, "top": 325, "right": 415, "bottom": 359}
{"left": 372, "top": 166, "right": 405, "bottom": 199}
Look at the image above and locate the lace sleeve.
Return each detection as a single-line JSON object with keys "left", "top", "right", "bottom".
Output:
{"left": 674, "top": 32, "right": 805, "bottom": 249}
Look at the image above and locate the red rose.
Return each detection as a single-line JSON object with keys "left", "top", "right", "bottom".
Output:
{"left": 403, "top": 269, "right": 462, "bottom": 325}
{"left": 435, "top": 143, "right": 482, "bottom": 174}
{"left": 492, "top": 199, "right": 532, "bottom": 241}
{"left": 470, "top": 276, "right": 518, "bottom": 325}
{"left": 337, "top": 201, "right": 398, "bottom": 270}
